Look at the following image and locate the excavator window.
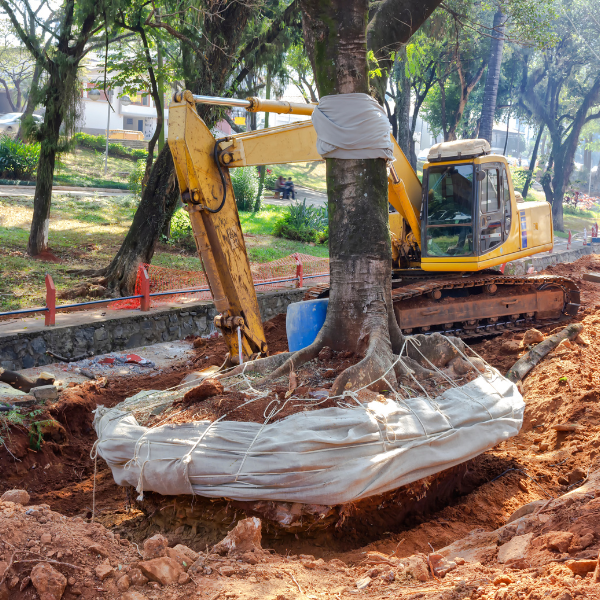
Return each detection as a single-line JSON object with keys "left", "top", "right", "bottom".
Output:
{"left": 479, "top": 164, "right": 504, "bottom": 253}
{"left": 424, "top": 164, "right": 474, "bottom": 257}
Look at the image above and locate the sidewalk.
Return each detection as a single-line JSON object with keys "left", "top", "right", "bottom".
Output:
{"left": 0, "top": 184, "right": 130, "bottom": 197}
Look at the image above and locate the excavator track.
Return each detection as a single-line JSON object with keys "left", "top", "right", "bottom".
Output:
{"left": 305, "top": 274, "right": 581, "bottom": 340}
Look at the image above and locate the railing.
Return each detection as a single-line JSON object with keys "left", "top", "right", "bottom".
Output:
{"left": 0, "top": 259, "right": 326, "bottom": 327}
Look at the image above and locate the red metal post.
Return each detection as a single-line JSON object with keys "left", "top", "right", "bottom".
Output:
{"left": 140, "top": 265, "right": 150, "bottom": 311}
{"left": 45, "top": 274, "right": 56, "bottom": 326}
{"left": 567, "top": 230, "right": 572, "bottom": 250}
{"left": 294, "top": 254, "right": 303, "bottom": 288}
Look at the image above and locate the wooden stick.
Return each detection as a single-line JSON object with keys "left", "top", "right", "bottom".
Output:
{"left": 506, "top": 323, "right": 584, "bottom": 383}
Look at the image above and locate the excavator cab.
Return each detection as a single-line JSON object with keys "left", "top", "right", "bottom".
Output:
{"left": 419, "top": 140, "right": 552, "bottom": 272}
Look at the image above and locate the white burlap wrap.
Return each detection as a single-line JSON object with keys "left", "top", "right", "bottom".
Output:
{"left": 93, "top": 368, "right": 523, "bottom": 506}
{"left": 311, "top": 93, "right": 394, "bottom": 160}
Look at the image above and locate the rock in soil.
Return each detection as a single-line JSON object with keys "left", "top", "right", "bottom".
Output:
{"left": 212, "top": 517, "right": 262, "bottom": 556}
{"left": 1, "top": 489, "right": 29, "bottom": 505}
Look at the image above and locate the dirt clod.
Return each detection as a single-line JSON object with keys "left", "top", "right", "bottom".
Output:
{"left": 30, "top": 563, "right": 67, "bottom": 600}
{"left": 181, "top": 378, "right": 224, "bottom": 405}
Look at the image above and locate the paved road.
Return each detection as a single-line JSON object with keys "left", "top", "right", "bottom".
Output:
{"left": 263, "top": 185, "right": 327, "bottom": 208}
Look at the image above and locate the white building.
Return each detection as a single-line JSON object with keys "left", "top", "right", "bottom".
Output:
{"left": 78, "top": 56, "right": 169, "bottom": 141}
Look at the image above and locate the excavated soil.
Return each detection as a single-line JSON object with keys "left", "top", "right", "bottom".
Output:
{"left": 4, "top": 256, "right": 600, "bottom": 598}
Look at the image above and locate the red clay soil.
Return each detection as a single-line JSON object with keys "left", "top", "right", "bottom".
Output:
{"left": 31, "top": 249, "right": 62, "bottom": 263}
{"left": 4, "top": 259, "right": 600, "bottom": 600}
{"left": 0, "top": 315, "right": 292, "bottom": 516}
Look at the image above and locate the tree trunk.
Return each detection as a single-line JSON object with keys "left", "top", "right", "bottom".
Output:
{"left": 17, "top": 61, "right": 43, "bottom": 142}
{"left": 503, "top": 108, "right": 510, "bottom": 155}
{"left": 584, "top": 137, "right": 592, "bottom": 172}
{"left": 479, "top": 7, "right": 505, "bottom": 144}
{"left": 522, "top": 124, "right": 543, "bottom": 199}
{"left": 255, "top": 70, "right": 271, "bottom": 212}
{"left": 26, "top": 70, "right": 63, "bottom": 256}
{"left": 157, "top": 41, "right": 165, "bottom": 153}
{"left": 395, "top": 47, "right": 411, "bottom": 159}
{"left": 291, "top": 0, "right": 402, "bottom": 393}
{"left": 103, "top": 144, "right": 180, "bottom": 295}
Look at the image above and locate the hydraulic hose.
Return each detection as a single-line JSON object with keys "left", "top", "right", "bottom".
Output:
{"left": 205, "top": 137, "right": 229, "bottom": 214}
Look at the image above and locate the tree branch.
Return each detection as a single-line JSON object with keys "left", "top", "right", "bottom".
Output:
{"left": 226, "top": 0, "right": 300, "bottom": 98}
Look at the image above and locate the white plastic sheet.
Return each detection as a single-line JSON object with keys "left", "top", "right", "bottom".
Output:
{"left": 311, "top": 93, "right": 394, "bottom": 161}
{"left": 93, "top": 370, "right": 524, "bottom": 506}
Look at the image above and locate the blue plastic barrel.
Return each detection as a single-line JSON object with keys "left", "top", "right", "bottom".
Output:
{"left": 286, "top": 298, "right": 329, "bottom": 352}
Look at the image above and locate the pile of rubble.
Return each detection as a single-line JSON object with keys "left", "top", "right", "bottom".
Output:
{"left": 4, "top": 469, "right": 600, "bottom": 600}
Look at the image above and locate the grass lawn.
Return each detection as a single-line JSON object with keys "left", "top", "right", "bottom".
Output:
{"left": 54, "top": 147, "right": 137, "bottom": 188}
{"left": 270, "top": 161, "right": 326, "bottom": 192}
{"left": 0, "top": 196, "right": 327, "bottom": 312}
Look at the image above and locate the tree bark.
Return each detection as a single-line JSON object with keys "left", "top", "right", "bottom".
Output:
{"left": 27, "top": 67, "right": 67, "bottom": 256}
{"left": 395, "top": 47, "right": 411, "bottom": 159}
{"left": 479, "top": 7, "right": 505, "bottom": 144}
{"left": 103, "top": 144, "right": 180, "bottom": 295}
{"left": 522, "top": 124, "right": 543, "bottom": 199}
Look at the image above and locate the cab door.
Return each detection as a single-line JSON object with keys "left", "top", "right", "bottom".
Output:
{"left": 478, "top": 164, "right": 504, "bottom": 254}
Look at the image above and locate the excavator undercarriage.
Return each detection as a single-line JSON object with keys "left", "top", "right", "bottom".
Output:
{"left": 306, "top": 273, "right": 580, "bottom": 339}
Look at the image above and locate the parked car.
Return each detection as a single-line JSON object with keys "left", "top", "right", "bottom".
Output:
{"left": 0, "top": 112, "right": 43, "bottom": 134}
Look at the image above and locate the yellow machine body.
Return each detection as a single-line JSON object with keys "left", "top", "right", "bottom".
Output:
{"left": 167, "top": 91, "right": 555, "bottom": 358}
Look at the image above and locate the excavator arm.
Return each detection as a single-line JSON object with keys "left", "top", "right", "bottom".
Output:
{"left": 168, "top": 90, "right": 423, "bottom": 362}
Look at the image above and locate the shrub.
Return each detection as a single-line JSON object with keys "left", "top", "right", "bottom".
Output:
{"left": 510, "top": 166, "right": 529, "bottom": 191}
{"left": 130, "top": 148, "right": 148, "bottom": 160}
{"left": 164, "top": 207, "right": 195, "bottom": 250}
{"left": 0, "top": 136, "right": 40, "bottom": 180}
{"left": 231, "top": 166, "right": 260, "bottom": 211}
{"left": 71, "top": 132, "right": 148, "bottom": 161}
{"left": 273, "top": 199, "right": 328, "bottom": 243}
{"left": 128, "top": 159, "right": 146, "bottom": 200}
{"left": 264, "top": 169, "right": 279, "bottom": 190}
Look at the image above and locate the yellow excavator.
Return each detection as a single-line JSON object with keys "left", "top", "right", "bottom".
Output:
{"left": 168, "top": 90, "right": 579, "bottom": 364}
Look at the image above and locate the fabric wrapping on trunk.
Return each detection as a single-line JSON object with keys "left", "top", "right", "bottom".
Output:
{"left": 93, "top": 370, "right": 524, "bottom": 506}
{"left": 311, "top": 93, "right": 394, "bottom": 160}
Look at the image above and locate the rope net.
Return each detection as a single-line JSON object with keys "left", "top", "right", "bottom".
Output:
{"left": 111, "top": 252, "right": 329, "bottom": 310}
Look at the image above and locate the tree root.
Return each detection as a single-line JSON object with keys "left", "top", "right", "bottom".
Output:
{"left": 330, "top": 300, "right": 397, "bottom": 395}
{"left": 506, "top": 322, "right": 584, "bottom": 383}
{"left": 219, "top": 353, "right": 292, "bottom": 379}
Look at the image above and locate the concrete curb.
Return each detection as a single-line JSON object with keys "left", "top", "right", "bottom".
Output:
{"left": 503, "top": 243, "right": 600, "bottom": 276}
{"left": 0, "top": 288, "right": 304, "bottom": 371}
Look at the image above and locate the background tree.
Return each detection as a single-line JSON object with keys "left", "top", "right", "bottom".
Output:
{"left": 1, "top": 0, "right": 125, "bottom": 256}
{"left": 0, "top": 27, "right": 35, "bottom": 112}
{"left": 479, "top": 7, "right": 506, "bottom": 143}
{"left": 517, "top": 0, "right": 600, "bottom": 229}
{"left": 102, "top": 0, "right": 301, "bottom": 295}
{"left": 104, "top": 5, "right": 177, "bottom": 186}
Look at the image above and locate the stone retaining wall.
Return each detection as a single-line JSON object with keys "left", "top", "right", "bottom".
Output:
{"left": 0, "top": 289, "right": 305, "bottom": 371}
